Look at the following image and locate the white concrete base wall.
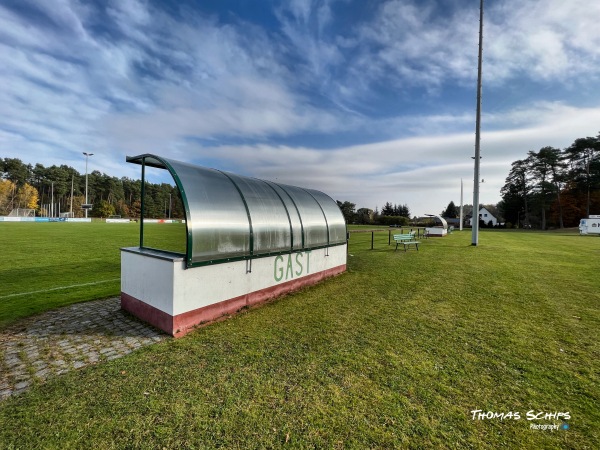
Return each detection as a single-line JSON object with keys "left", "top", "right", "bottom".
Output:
{"left": 121, "top": 250, "right": 179, "bottom": 315}
{"left": 121, "top": 245, "right": 347, "bottom": 317}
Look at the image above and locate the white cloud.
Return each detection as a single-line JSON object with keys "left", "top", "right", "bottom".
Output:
{"left": 22, "top": 0, "right": 89, "bottom": 38}
{"left": 346, "top": 0, "right": 478, "bottom": 91}
{"left": 485, "top": 0, "right": 600, "bottom": 84}
{"left": 107, "top": 0, "right": 152, "bottom": 29}
{"left": 177, "top": 103, "right": 600, "bottom": 216}
{"left": 333, "top": 0, "right": 600, "bottom": 98}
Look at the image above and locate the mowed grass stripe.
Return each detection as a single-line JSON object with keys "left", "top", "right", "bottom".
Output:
{"left": 0, "top": 278, "right": 120, "bottom": 300}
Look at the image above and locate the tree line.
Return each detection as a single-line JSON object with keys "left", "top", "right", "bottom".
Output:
{"left": 0, "top": 158, "right": 184, "bottom": 219}
{"left": 499, "top": 133, "right": 600, "bottom": 229}
{"left": 337, "top": 201, "right": 411, "bottom": 226}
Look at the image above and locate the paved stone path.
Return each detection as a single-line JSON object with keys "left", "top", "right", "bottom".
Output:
{"left": 0, "top": 298, "right": 168, "bottom": 401}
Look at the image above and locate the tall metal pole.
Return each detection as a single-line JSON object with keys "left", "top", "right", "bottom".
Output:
{"left": 472, "top": 0, "right": 484, "bottom": 246}
{"left": 83, "top": 152, "right": 94, "bottom": 218}
{"left": 51, "top": 181, "right": 54, "bottom": 218}
{"left": 586, "top": 158, "right": 591, "bottom": 218}
{"left": 460, "top": 178, "right": 464, "bottom": 231}
{"left": 70, "top": 173, "right": 74, "bottom": 217}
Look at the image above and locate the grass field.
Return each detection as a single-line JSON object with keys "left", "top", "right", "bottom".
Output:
{"left": 0, "top": 223, "right": 599, "bottom": 448}
{"left": 0, "top": 221, "right": 185, "bottom": 328}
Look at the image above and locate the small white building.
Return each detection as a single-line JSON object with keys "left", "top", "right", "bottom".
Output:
{"left": 468, "top": 207, "right": 499, "bottom": 227}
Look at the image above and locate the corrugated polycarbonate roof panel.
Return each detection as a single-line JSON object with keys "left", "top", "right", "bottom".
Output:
{"left": 127, "top": 154, "right": 346, "bottom": 267}
{"left": 306, "top": 188, "right": 347, "bottom": 245}
{"left": 264, "top": 181, "right": 304, "bottom": 250}
{"left": 225, "top": 173, "right": 292, "bottom": 255}
{"left": 275, "top": 184, "right": 329, "bottom": 248}
{"left": 164, "top": 158, "right": 251, "bottom": 263}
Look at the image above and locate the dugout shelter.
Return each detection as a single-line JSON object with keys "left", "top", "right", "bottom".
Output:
{"left": 121, "top": 154, "right": 347, "bottom": 337}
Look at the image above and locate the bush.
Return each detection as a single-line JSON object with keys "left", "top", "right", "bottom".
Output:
{"left": 91, "top": 200, "right": 116, "bottom": 218}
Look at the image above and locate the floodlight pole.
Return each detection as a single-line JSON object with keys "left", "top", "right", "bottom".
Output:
{"left": 472, "top": 0, "right": 484, "bottom": 246}
{"left": 460, "top": 178, "right": 464, "bottom": 231}
{"left": 83, "top": 152, "right": 94, "bottom": 218}
{"left": 70, "top": 174, "right": 74, "bottom": 217}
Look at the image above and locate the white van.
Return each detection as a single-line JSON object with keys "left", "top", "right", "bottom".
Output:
{"left": 579, "top": 215, "right": 600, "bottom": 235}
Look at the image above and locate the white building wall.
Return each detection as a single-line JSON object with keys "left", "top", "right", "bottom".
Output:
{"left": 468, "top": 207, "right": 498, "bottom": 226}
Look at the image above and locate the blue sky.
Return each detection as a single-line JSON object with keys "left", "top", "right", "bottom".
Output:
{"left": 1, "top": 0, "right": 599, "bottom": 216}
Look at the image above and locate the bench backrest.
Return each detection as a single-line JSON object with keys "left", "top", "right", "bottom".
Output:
{"left": 393, "top": 233, "right": 414, "bottom": 241}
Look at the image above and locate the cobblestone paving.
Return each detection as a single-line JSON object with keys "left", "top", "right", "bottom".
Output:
{"left": 0, "top": 298, "right": 168, "bottom": 401}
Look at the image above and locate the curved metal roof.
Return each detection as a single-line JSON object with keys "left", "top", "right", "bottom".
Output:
{"left": 127, "top": 154, "right": 346, "bottom": 267}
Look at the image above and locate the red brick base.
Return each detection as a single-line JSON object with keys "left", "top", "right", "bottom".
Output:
{"left": 121, "top": 264, "right": 346, "bottom": 337}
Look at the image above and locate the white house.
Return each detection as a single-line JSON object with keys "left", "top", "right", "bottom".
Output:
{"left": 468, "top": 207, "right": 499, "bottom": 227}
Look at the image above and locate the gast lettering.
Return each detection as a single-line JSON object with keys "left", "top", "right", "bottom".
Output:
{"left": 274, "top": 251, "right": 311, "bottom": 282}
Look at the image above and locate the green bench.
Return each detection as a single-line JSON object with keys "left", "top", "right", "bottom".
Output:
{"left": 393, "top": 232, "right": 420, "bottom": 252}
